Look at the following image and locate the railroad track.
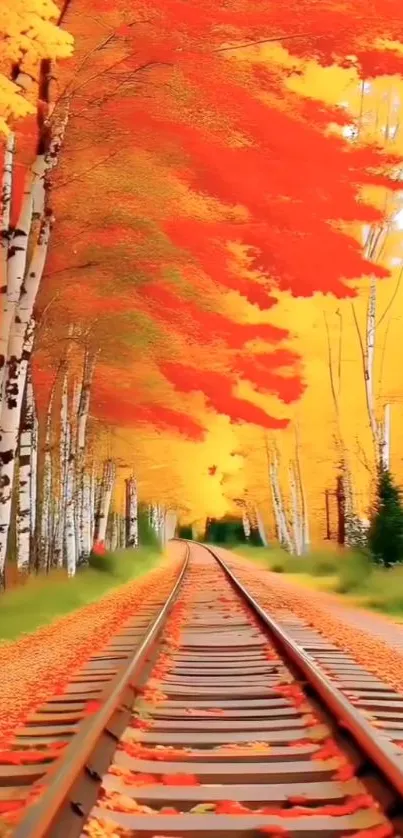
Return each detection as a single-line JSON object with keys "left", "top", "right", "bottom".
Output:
{"left": 2, "top": 541, "right": 403, "bottom": 837}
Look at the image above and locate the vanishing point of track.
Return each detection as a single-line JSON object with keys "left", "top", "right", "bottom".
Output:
{"left": 3, "top": 541, "right": 403, "bottom": 837}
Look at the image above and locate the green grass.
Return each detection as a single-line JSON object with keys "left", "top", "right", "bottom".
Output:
{"left": 234, "top": 544, "right": 403, "bottom": 617}
{"left": 0, "top": 548, "right": 161, "bottom": 643}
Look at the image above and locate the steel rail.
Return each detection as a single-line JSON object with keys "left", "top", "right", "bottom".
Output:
{"left": 207, "top": 544, "right": 403, "bottom": 801}
{"left": 13, "top": 544, "right": 190, "bottom": 838}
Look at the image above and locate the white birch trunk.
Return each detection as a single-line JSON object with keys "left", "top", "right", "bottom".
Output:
{"left": 269, "top": 465, "right": 283, "bottom": 544}
{"left": 242, "top": 509, "right": 251, "bottom": 541}
{"left": 111, "top": 512, "right": 118, "bottom": 552}
{"left": 343, "top": 467, "right": 356, "bottom": 547}
{"left": 158, "top": 506, "right": 167, "bottom": 547}
{"left": 29, "top": 374, "right": 38, "bottom": 545}
{"left": 289, "top": 462, "right": 303, "bottom": 555}
{"left": 95, "top": 460, "right": 115, "bottom": 544}
{"left": 16, "top": 379, "right": 34, "bottom": 572}
{"left": 80, "top": 471, "right": 92, "bottom": 559}
{"left": 40, "top": 374, "right": 56, "bottom": 571}
{"left": 0, "top": 151, "right": 46, "bottom": 395}
{"left": 365, "top": 277, "right": 380, "bottom": 453}
{"left": 255, "top": 507, "right": 268, "bottom": 546}
{"left": 151, "top": 503, "right": 159, "bottom": 534}
{"left": 125, "top": 477, "right": 138, "bottom": 547}
{"left": 75, "top": 350, "right": 96, "bottom": 563}
{"left": 381, "top": 403, "right": 391, "bottom": 471}
{"left": 294, "top": 438, "right": 310, "bottom": 553}
{"left": 53, "top": 373, "right": 69, "bottom": 567}
{"left": 119, "top": 514, "right": 126, "bottom": 549}
{"left": 0, "top": 132, "right": 14, "bottom": 312}
{"left": 0, "top": 218, "right": 51, "bottom": 577}
{"left": 90, "top": 466, "right": 96, "bottom": 543}
{"left": 64, "top": 418, "right": 76, "bottom": 577}
{"left": 269, "top": 452, "right": 294, "bottom": 553}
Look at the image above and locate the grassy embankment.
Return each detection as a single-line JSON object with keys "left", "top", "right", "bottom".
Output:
{"left": 234, "top": 545, "right": 403, "bottom": 617}
{"left": 0, "top": 547, "right": 162, "bottom": 643}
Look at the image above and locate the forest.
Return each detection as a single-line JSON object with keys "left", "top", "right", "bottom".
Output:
{"left": 1, "top": 0, "right": 403, "bottom": 590}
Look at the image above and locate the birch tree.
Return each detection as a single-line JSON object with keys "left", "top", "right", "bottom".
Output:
{"left": 255, "top": 507, "right": 268, "bottom": 547}
{"left": 125, "top": 476, "right": 138, "bottom": 548}
{"left": 53, "top": 372, "right": 69, "bottom": 567}
{"left": 64, "top": 412, "right": 76, "bottom": 576}
{"left": 242, "top": 508, "right": 251, "bottom": 541}
{"left": 94, "top": 459, "right": 116, "bottom": 544}
{"left": 75, "top": 346, "right": 97, "bottom": 564}
{"left": 16, "top": 372, "right": 37, "bottom": 572}
{"left": 267, "top": 444, "right": 294, "bottom": 553}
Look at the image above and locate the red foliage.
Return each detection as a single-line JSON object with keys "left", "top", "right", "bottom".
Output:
{"left": 160, "top": 363, "right": 288, "bottom": 428}
{"left": 23, "top": 0, "right": 403, "bottom": 434}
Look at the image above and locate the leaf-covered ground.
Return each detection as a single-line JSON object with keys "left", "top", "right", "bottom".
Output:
{"left": 0, "top": 557, "right": 181, "bottom": 749}
{"left": 220, "top": 549, "right": 403, "bottom": 694}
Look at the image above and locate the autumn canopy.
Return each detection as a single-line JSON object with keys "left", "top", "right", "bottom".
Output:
{"left": 0, "top": 0, "right": 403, "bottom": 577}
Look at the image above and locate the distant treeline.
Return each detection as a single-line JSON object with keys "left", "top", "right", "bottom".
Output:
{"left": 204, "top": 516, "right": 263, "bottom": 546}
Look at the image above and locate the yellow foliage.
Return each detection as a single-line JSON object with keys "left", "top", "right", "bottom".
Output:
{"left": 0, "top": 0, "right": 73, "bottom": 135}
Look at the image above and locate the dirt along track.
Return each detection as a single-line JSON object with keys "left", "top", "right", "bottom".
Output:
{"left": 2, "top": 541, "right": 403, "bottom": 837}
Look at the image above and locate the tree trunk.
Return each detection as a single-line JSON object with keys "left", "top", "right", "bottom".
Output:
{"left": 79, "top": 471, "right": 92, "bottom": 560}
{"left": 324, "top": 490, "right": 331, "bottom": 540}
{"left": 0, "top": 218, "right": 51, "bottom": 579}
{"left": 75, "top": 349, "right": 96, "bottom": 564}
{"left": 242, "top": 508, "right": 251, "bottom": 541}
{"left": 294, "top": 435, "right": 310, "bottom": 552}
{"left": 16, "top": 381, "right": 34, "bottom": 573}
{"left": 64, "top": 418, "right": 77, "bottom": 577}
{"left": 365, "top": 277, "right": 380, "bottom": 453}
{"left": 111, "top": 512, "right": 118, "bottom": 552}
{"left": 336, "top": 474, "right": 346, "bottom": 546}
{"left": 94, "top": 460, "right": 115, "bottom": 544}
{"left": 255, "top": 507, "right": 268, "bottom": 546}
{"left": 125, "top": 477, "right": 138, "bottom": 547}
{"left": 119, "top": 513, "right": 126, "bottom": 549}
{"left": 381, "top": 403, "right": 391, "bottom": 471}
{"left": 40, "top": 372, "right": 56, "bottom": 572}
{"left": 29, "top": 370, "right": 38, "bottom": 555}
{"left": 0, "top": 150, "right": 47, "bottom": 397}
{"left": 269, "top": 450, "right": 294, "bottom": 553}
{"left": 0, "top": 134, "right": 14, "bottom": 371}
{"left": 53, "top": 373, "right": 69, "bottom": 568}
{"left": 158, "top": 505, "right": 166, "bottom": 547}
{"left": 289, "top": 461, "right": 303, "bottom": 555}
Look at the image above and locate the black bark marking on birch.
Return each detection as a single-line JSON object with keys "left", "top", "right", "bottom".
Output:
{"left": 7, "top": 246, "right": 25, "bottom": 259}
{"left": 0, "top": 450, "right": 14, "bottom": 465}
{"left": 0, "top": 356, "right": 4, "bottom": 369}
{"left": 0, "top": 285, "right": 7, "bottom": 294}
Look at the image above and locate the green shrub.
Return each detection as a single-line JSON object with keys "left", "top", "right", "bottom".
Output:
{"left": 271, "top": 563, "right": 285, "bottom": 573}
{"left": 363, "top": 564, "right": 403, "bottom": 613}
{"left": 137, "top": 505, "right": 161, "bottom": 550}
{"left": 369, "top": 469, "right": 403, "bottom": 567}
{"left": 88, "top": 550, "right": 116, "bottom": 574}
{"left": 335, "top": 551, "right": 373, "bottom": 593}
